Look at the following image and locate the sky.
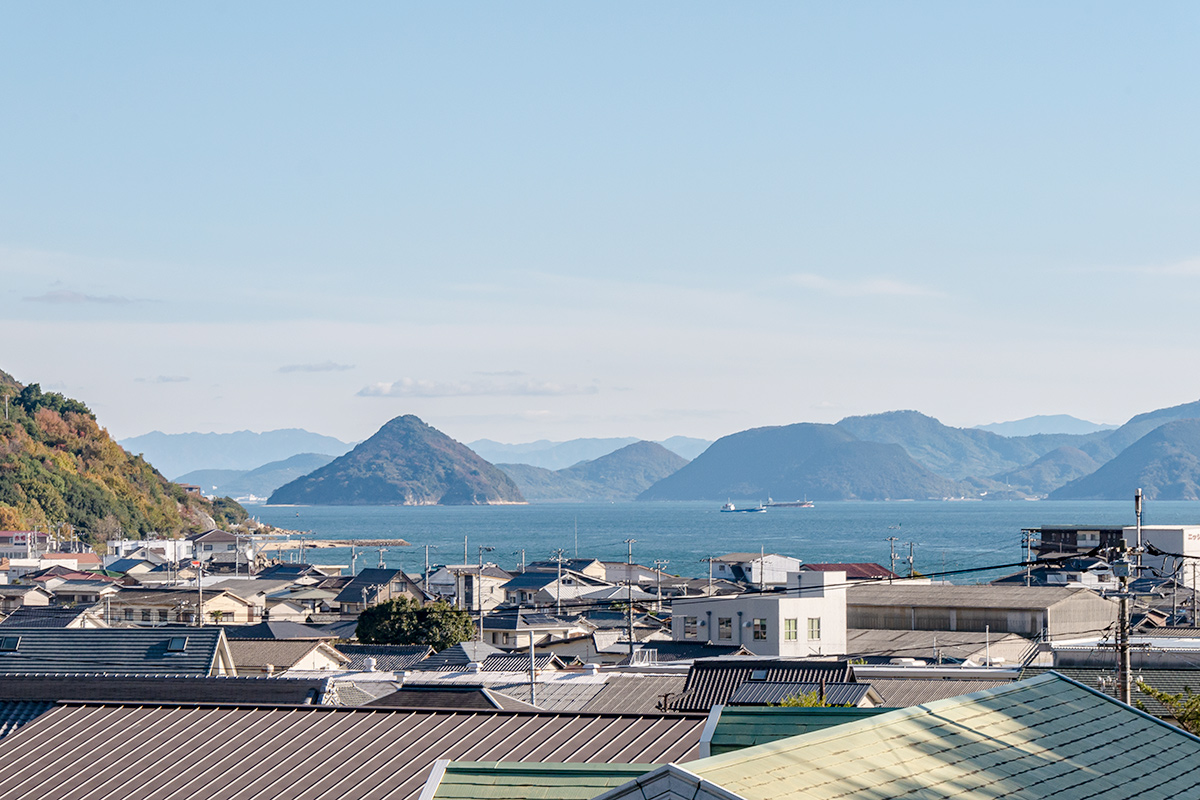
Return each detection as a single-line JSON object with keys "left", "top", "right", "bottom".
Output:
{"left": 3, "top": 2, "right": 1200, "bottom": 445}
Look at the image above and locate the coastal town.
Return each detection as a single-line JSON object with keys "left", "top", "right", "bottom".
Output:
{"left": 1, "top": 509, "right": 1198, "bottom": 799}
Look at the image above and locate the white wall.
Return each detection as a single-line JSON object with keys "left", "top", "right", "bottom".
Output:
{"left": 1132, "top": 526, "right": 1200, "bottom": 589}
{"left": 670, "top": 571, "right": 846, "bottom": 656}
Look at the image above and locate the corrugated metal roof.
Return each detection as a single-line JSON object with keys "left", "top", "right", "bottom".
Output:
{"left": 0, "top": 704, "right": 705, "bottom": 800}
{"left": 0, "top": 627, "right": 226, "bottom": 675}
{"left": 682, "top": 673, "right": 1200, "bottom": 800}
{"left": 726, "top": 681, "right": 871, "bottom": 707}
{"left": 708, "top": 706, "right": 894, "bottom": 755}
{"left": 429, "top": 762, "right": 654, "bottom": 800}
{"left": 0, "top": 674, "right": 329, "bottom": 705}
{"left": 336, "top": 644, "right": 433, "bottom": 671}
{"left": 667, "top": 659, "right": 853, "bottom": 712}
{"left": 0, "top": 700, "right": 56, "bottom": 740}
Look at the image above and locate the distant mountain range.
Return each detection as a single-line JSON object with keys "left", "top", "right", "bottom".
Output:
{"left": 974, "top": 414, "right": 1117, "bottom": 437}
{"left": 119, "top": 429, "right": 353, "bottom": 479}
{"left": 499, "top": 441, "right": 689, "bottom": 501}
{"left": 470, "top": 436, "right": 710, "bottom": 469}
{"left": 176, "top": 453, "right": 338, "bottom": 500}
{"left": 1050, "top": 419, "right": 1200, "bottom": 500}
{"left": 268, "top": 415, "right": 524, "bottom": 506}
{"left": 638, "top": 423, "right": 967, "bottom": 502}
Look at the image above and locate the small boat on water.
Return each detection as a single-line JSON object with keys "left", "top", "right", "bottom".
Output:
{"left": 764, "top": 497, "right": 814, "bottom": 508}
{"left": 720, "top": 502, "right": 766, "bottom": 513}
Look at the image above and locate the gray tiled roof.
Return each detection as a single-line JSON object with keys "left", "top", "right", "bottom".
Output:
{"left": 579, "top": 675, "right": 688, "bottom": 714}
{"left": 0, "top": 606, "right": 92, "bottom": 628}
{"left": 335, "top": 644, "right": 433, "bottom": 671}
{"left": 0, "top": 705, "right": 706, "bottom": 800}
{"left": 415, "top": 641, "right": 503, "bottom": 669}
{"left": 224, "top": 621, "right": 334, "bottom": 640}
{"left": 1021, "top": 665, "right": 1200, "bottom": 717}
{"left": 334, "top": 569, "right": 423, "bottom": 604}
{"left": 0, "top": 627, "right": 226, "bottom": 675}
{"left": 865, "top": 677, "right": 1015, "bottom": 707}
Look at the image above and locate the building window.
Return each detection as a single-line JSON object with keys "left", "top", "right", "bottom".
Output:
{"left": 807, "top": 618, "right": 821, "bottom": 640}
{"left": 124, "top": 609, "right": 134, "bottom": 621}
{"left": 141, "top": 610, "right": 152, "bottom": 622}
{"left": 203, "top": 544, "right": 213, "bottom": 551}
{"left": 684, "top": 616, "right": 698, "bottom": 639}
{"left": 227, "top": 544, "right": 236, "bottom": 550}
{"left": 753, "top": 618, "right": 768, "bottom": 640}
{"left": 158, "top": 610, "right": 168, "bottom": 622}
{"left": 718, "top": 617, "right": 732, "bottom": 640}
{"left": 784, "top": 618, "right": 798, "bottom": 641}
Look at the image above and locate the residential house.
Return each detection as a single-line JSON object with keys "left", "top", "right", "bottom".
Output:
{"left": 227, "top": 638, "right": 350, "bottom": 675}
{"left": 0, "top": 585, "right": 52, "bottom": 614}
{"left": 800, "top": 562, "right": 899, "bottom": 581}
{"left": 0, "top": 604, "right": 106, "bottom": 628}
{"left": 671, "top": 570, "right": 847, "bottom": 657}
{"left": 0, "top": 627, "right": 237, "bottom": 675}
{"left": 501, "top": 569, "right": 612, "bottom": 609}
{"left": 47, "top": 579, "right": 119, "bottom": 607}
{"left": 481, "top": 610, "right": 591, "bottom": 649}
{"left": 101, "top": 588, "right": 257, "bottom": 626}
{"left": 526, "top": 558, "right": 607, "bottom": 580}
{"left": 335, "top": 568, "right": 428, "bottom": 615}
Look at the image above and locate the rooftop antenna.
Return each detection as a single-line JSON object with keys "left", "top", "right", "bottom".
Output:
{"left": 376, "top": 546, "right": 386, "bottom": 568}
{"left": 700, "top": 556, "right": 716, "bottom": 594}
{"left": 550, "top": 548, "right": 568, "bottom": 615}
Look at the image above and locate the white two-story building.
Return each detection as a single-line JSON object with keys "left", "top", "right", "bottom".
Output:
{"left": 670, "top": 570, "right": 847, "bottom": 657}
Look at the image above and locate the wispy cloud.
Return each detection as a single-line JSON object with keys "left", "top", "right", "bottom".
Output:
{"left": 24, "top": 290, "right": 135, "bottom": 305}
{"left": 136, "top": 375, "right": 190, "bottom": 384}
{"left": 358, "top": 377, "right": 599, "bottom": 398}
{"left": 474, "top": 370, "right": 526, "bottom": 377}
{"left": 278, "top": 361, "right": 355, "bottom": 373}
{"left": 1131, "top": 257, "right": 1200, "bottom": 276}
{"left": 786, "top": 273, "right": 944, "bottom": 298}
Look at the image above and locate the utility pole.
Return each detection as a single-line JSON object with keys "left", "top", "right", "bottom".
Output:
{"left": 477, "top": 545, "right": 494, "bottom": 643}
{"left": 376, "top": 546, "right": 387, "bottom": 568}
{"left": 1022, "top": 529, "right": 1033, "bottom": 587}
{"left": 463, "top": 535, "right": 468, "bottom": 565}
{"left": 1113, "top": 537, "right": 1134, "bottom": 705}
{"left": 550, "top": 549, "right": 567, "bottom": 615}
{"left": 574, "top": 518, "right": 579, "bottom": 559}
{"left": 906, "top": 542, "right": 916, "bottom": 578}
{"left": 759, "top": 545, "right": 765, "bottom": 593}
{"left": 1135, "top": 488, "right": 1143, "bottom": 570}
{"left": 1193, "top": 561, "right": 1198, "bottom": 624}
{"left": 423, "top": 544, "right": 437, "bottom": 588}
{"left": 624, "top": 538, "right": 637, "bottom": 661}
{"left": 514, "top": 549, "right": 526, "bottom": 574}
{"left": 654, "top": 559, "right": 669, "bottom": 611}
{"left": 886, "top": 537, "right": 899, "bottom": 583}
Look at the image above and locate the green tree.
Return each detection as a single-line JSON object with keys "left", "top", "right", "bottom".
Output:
{"left": 356, "top": 597, "right": 475, "bottom": 651}
{"left": 776, "top": 689, "right": 849, "bottom": 707}
{"left": 1136, "top": 680, "right": 1200, "bottom": 734}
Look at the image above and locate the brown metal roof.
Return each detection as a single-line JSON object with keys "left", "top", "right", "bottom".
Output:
{"left": 0, "top": 703, "right": 705, "bottom": 800}
{"left": 667, "top": 659, "right": 853, "bottom": 712}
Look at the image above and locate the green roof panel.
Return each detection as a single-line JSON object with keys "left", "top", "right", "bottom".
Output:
{"left": 431, "top": 762, "right": 658, "bottom": 800}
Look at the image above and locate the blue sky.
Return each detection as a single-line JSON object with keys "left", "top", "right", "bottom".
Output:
{"left": 3, "top": 3, "right": 1199, "bottom": 443}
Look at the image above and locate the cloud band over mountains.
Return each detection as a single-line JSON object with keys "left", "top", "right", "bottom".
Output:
{"left": 359, "top": 377, "right": 600, "bottom": 398}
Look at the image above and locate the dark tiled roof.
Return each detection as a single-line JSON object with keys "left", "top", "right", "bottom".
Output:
{"left": 0, "top": 606, "right": 91, "bottom": 628}
{"left": 366, "top": 685, "right": 539, "bottom": 711}
{"left": 224, "top": 621, "right": 335, "bottom": 640}
{"left": 726, "top": 681, "right": 872, "bottom": 707}
{"left": 667, "top": 659, "right": 854, "bottom": 712}
{"left": 865, "top": 678, "right": 1015, "bottom": 707}
{"left": 1020, "top": 666, "right": 1200, "bottom": 717}
{"left": 0, "top": 627, "right": 226, "bottom": 675}
{"left": 227, "top": 640, "right": 345, "bottom": 672}
{"left": 255, "top": 564, "right": 330, "bottom": 580}
{"left": 335, "top": 644, "right": 433, "bottom": 671}
{"left": 0, "top": 705, "right": 706, "bottom": 800}
{"left": 0, "top": 674, "right": 330, "bottom": 705}
{"left": 482, "top": 611, "right": 579, "bottom": 631}
{"left": 0, "top": 700, "right": 55, "bottom": 740}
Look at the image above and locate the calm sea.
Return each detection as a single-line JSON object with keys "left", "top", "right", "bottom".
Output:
{"left": 251, "top": 500, "right": 1200, "bottom": 584}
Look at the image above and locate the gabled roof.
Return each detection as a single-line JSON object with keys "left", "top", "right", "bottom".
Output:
{"left": 227, "top": 639, "right": 348, "bottom": 673}
{"left": 334, "top": 568, "right": 425, "bottom": 604}
{"left": 0, "top": 627, "right": 229, "bottom": 675}
{"left": 657, "top": 672, "right": 1200, "bottom": 800}
{"left": 0, "top": 705, "right": 706, "bottom": 800}
{"left": 0, "top": 674, "right": 331, "bottom": 705}
{"left": 0, "top": 606, "right": 99, "bottom": 629}
{"left": 482, "top": 611, "right": 581, "bottom": 631}
{"left": 335, "top": 644, "right": 433, "bottom": 671}
{"left": 667, "top": 659, "right": 854, "bottom": 712}
{"left": 1021, "top": 665, "right": 1200, "bottom": 717}
{"left": 502, "top": 569, "right": 605, "bottom": 591}
{"left": 801, "top": 563, "right": 897, "bottom": 580}
{"left": 704, "top": 705, "right": 895, "bottom": 756}
{"left": 224, "top": 620, "right": 336, "bottom": 640}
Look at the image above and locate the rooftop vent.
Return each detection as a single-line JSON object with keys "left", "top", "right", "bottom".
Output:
{"left": 166, "top": 636, "right": 188, "bottom": 652}
{"left": 0, "top": 636, "right": 19, "bottom": 652}
{"left": 749, "top": 669, "right": 768, "bottom": 681}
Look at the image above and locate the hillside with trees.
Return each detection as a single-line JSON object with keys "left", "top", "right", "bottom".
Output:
{"left": 0, "top": 369, "right": 246, "bottom": 545}
{"left": 499, "top": 441, "right": 688, "bottom": 501}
